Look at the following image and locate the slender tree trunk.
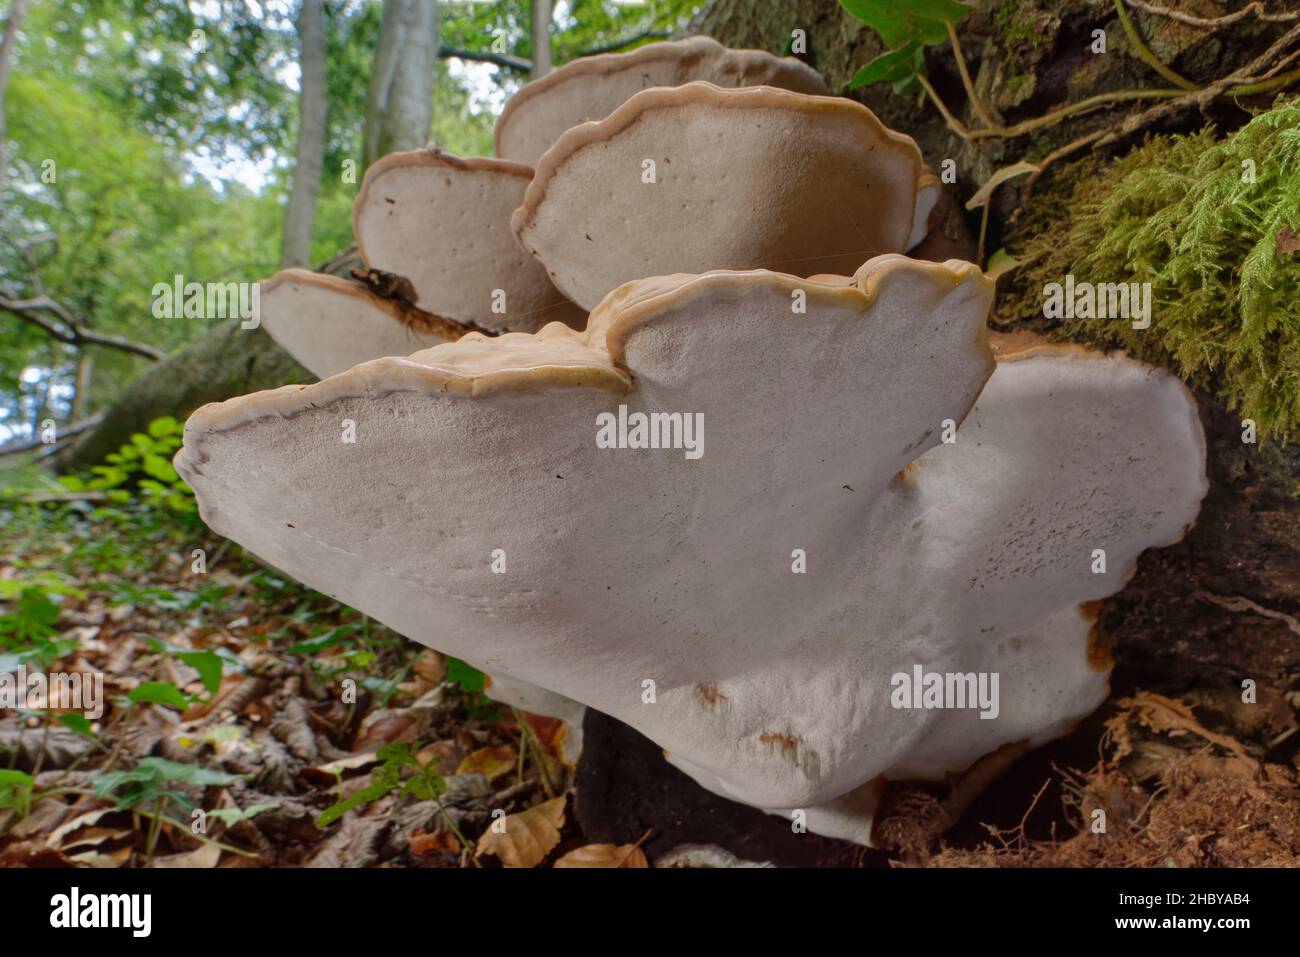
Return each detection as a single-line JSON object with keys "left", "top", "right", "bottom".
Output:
{"left": 281, "top": 0, "right": 327, "bottom": 267}
{"left": 70, "top": 349, "right": 91, "bottom": 421}
{"left": 531, "top": 0, "right": 552, "bottom": 79}
{"left": 0, "top": 0, "right": 32, "bottom": 214}
{"left": 363, "top": 0, "right": 413, "bottom": 170}
{"left": 377, "top": 0, "right": 437, "bottom": 158}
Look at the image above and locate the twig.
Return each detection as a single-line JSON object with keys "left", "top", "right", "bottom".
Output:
{"left": 1195, "top": 590, "right": 1300, "bottom": 637}
{"left": 1128, "top": 0, "right": 1300, "bottom": 28}
{"left": 0, "top": 414, "right": 102, "bottom": 458}
{"left": 571, "top": 29, "right": 672, "bottom": 58}
{"left": 0, "top": 293, "right": 165, "bottom": 360}
{"left": 1115, "top": 0, "right": 1197, "bottom": 90}
{"left": 437, "top": 44, "right": 531, "bottom": 73}
{"left": 945, "top": 19, "right": 996, "bottom": 128}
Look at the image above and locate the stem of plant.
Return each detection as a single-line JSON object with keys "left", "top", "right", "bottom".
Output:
{"left": 945, "top": 20, "right": 996, "bottom": 129}
{"left": 146, "top": 795, "right": 168, "bottom": 865}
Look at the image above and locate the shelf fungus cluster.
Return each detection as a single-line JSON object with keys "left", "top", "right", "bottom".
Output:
{"left": 177, "top": 39, "right": 1208, "bottom": 845}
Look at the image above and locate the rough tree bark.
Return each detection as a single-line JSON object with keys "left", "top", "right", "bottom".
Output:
{"left": 281, "top": 0, "right": 327, "bottom": 268}
{"left": 363, "top": 0, "right": 416, "bottom": 170}
{"left": 372, "top": 0, "right": 438, "bottom": 163}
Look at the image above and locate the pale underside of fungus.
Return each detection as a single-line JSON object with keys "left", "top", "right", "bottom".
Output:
{"left": 513, "top": 82, "right": 940, "bottom": 310}
{"left": 259, "top": 149, "right": 585, "bottom": 379}
{"left": 493, "top": 35, "right": 832, "bottom": 166}
{"left": 176, "top": 256, "right": 1207, "bottom": 845}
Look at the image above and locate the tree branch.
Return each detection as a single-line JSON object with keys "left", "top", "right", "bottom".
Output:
{"left": 571, "top": 28, "right": 671, "bottom": 58}
{"left": 0, "top": 414, "right": 103, "bottom": 458}
{"left": 0, "top": 293, "right": 166, "bottom": 361}
{"left": 435, "top": 28, "right": 675, "bottom": 75}
{"left": 437, "top": 44, "right": 531, "bottom": 72}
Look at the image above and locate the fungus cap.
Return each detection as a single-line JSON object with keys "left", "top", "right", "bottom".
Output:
{"left": 493, "top": 36, "right": 831, "bottom": 165}
{"left": 257, "top": 269, "right": 458, "bottom": 379}
{"left": 177, "top": 256, "right": 1206, "bottom": 840}
{"left": 512, "top": 83, "right": 932, "bottom": 309}
{"left": 353, "top": 149, "right": 585, "bottom": 333}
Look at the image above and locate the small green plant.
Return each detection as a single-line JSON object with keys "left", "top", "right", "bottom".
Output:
{"left": 58, "top": 415, "right": 195, "bottom": 513}
{"left": 840, "top": 0, "right": 971, "bottom": 90}
{"left": 0, "top": 577, "right": 84, "bottom": 669}
{"left": 316, "top": 742, "right": 476, "bottom": 862}
{"left": 92, "top": 757, "right": 240, "bottom": 864}
{"left": 0, "top": 769, "right": 36, "bottom": 823}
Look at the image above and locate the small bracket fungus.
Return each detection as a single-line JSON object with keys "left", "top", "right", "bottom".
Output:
{"left": 512, "top": 82, "right": 937, "bottom": 309}
{"left": 493, "top": 36, "right": 831, "bottom": 166}
{"left": 354, "top": 149, "right": 584, "bottom": 332}
{"left": 256, "top": 270, "right": 462, "bottom": 379}
{"left": 176, "top": 255, "right": 1207, "bottom": 844}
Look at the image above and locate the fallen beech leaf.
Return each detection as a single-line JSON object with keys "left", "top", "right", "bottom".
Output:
{"left": 150, "top": 842, "right": 222, "bottom": 868}
{"left": 553, "top": 842, "right": 649, "bottom": 869}
{"left": 475, "top": 795, "right": 566, "bottom": 868}
{"left": 455, "top": 745, "right": 516, "bottom": 782}
{"left": 407, "top": 826, "right": 459, "bottom": 857}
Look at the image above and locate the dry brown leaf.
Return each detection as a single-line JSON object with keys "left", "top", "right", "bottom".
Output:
{"left": 456, "top": 745, "right": 516, "bottom": 783}
{"left": 150, "top": 842, "right": 222, "bottom": 868}
{"left": 553, "top": 842, "right": 649, "bottom": 868}
{"left": 475, "top": 795, "right": 566, "bottom": 868}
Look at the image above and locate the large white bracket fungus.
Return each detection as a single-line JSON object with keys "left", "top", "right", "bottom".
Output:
{"left": 513, "top": 82, "right": 938, "bottom": 310}
{"left": 493, "top": 36, "right": 831, "bottom": 166}
{"left": 177, "top": 256, "right": 1206, "bottom": 844}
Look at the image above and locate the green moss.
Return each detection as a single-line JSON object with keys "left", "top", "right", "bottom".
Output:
{"left": 1007, "top": 97, "right": 1300, "bottom": 440}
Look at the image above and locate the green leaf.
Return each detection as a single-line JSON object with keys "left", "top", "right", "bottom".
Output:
{"left": 148, "top": 416, "right": 180, "bottom": 438}
{"left": 848, "top": 41, "right": 923, "bottom": 88}
{"left": 130, "top": 433, "right": 153, "bottom": 449}
{"left": 0, "top": 769, "right": 35, "bottom": 815}
{"left": 985, "top": 248, "right": 1024, "bottom": 281}
{"left": 839, "top": 0, "right": 970, "bottom": 48}
{"left": 128, "top": 681, "right": 190, "bottom": 709}
{"left": 176, "top": 649, "right": 223, "bottom": 695}
{"left": 206, "top": 802, "right": 278, "bottom": 826}
{"left": 287, "top": 626, "right": 355, "bottom": 655}
{"left": 445, "top": 656, "right": 485, "bottom": 693}
{"left": 142, "top": 454, "right": 179, "bottom": 483}
{"left": 57, "top": 712, "right": 95, "bottom": 736}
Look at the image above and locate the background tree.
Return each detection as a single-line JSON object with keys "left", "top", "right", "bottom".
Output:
{"left": 282, "top": 0, "right": 328, "bottom": 268}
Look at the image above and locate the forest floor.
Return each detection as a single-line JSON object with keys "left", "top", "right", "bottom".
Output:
{"left": 1, "top": 487, "right": 1298, "bottom": 868}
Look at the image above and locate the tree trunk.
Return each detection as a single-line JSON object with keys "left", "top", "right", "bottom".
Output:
{"left": 377, "top": 0, "right": 437, "bottom": 158}
{"left": 57, "top": 320, "right": 309, "bottom": 470}
{"left": 281, "top": 0, "right": 327, "bottom": 268}
{"left": 0, "top": 0, "right": 31, "bottom": 214}
{"left": 363, "top": 0, "right": 415, "bottom": 170}
{"left": 531, "top": 0, "right": 552, "bottom": 79}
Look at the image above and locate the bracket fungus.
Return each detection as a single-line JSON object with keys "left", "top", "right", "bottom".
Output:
{"left": 493, "top": 36, "right": 830, "bottom": 166}
{"left": 352, "top": 149, "right": 584, "bottom": 332}
{"left": 176, "top": 254, "right": 1207, "bottom": 844}
{"left": 256, "top": 270, "right": 461, "bottom": 380}
{"left": 513, "top": 82, "right": 938, "bottom": 310}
